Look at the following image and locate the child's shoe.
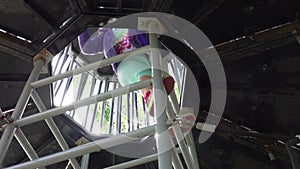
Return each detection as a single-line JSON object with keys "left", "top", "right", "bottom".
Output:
{"left": 168, "top": 112, "right": 196, "bottom": 137}
{"left": 144, "top": 75, "right": 175, "bottom": 116}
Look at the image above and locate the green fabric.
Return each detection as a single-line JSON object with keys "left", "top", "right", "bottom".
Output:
{"left": 117, "top": 54, "right": 151, "bottom": 86}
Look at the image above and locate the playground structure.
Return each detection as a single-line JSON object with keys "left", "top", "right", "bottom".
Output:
{"left": 1, "top": 0, "right": 300, "bottom": 168}
{"left": 0, "top": 19, "right": 201, "bottom": 169}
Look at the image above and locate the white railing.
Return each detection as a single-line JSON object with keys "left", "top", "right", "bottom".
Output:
{"left": 0, "top": 21, "right": 199, "bottom": 169}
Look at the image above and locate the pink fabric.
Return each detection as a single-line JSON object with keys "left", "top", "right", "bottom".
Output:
{"left": 115, "top": 35, "right": 133, "bottom": 54}
{"left": 144, "top": 90, "right": 152, "bottom": 104}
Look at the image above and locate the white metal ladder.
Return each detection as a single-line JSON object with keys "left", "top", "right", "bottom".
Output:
{"left": 0, "top": 20, "right": 199, "bottom": 169}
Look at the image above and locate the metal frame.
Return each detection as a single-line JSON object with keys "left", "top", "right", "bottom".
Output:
{"left": 0, "top": 19, "right": 199, "bottom": 169}
{"left": 148, "top": 20, "right": 172, "bottom": 169}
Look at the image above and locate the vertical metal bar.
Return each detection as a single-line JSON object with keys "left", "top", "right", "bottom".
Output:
{"left": 52, "top": 50, "right": 64, "bottom": 74}
{"left": 166, "top": 99, "right": 195, "bottom": 169}
{"left": 171, "top": 148, "right": 184, "bottom": 169}
{"left": 179, "top": 68, "right": 200, "bottom": 168}
{"left": 76, "top": 73, "right": 88, "bottom": 101}
{"left": 127, "top": 93, "right": 131, "bottom": 132}
{"left": 116, "top": 90, "right": 122, "bottom": 133}
{"left": 134, "top": 93, "right": 139, "bottom": 129}
{"left": 0, "top": 59, "right": 44, "bottom": 167}
{"left": 55, "top": 60, "right": 72, "bottom": 96}
{"left": 185, "top": 133, "right": 200, "bottom": 169}
{"left": 60, "top": 76, "right": 73, "bottom": 106}
{"left": 84, "top": 71, "right": 96, "bottom": 128}
{"left": 90, "top": 80, "right": 103, "bottom": 132}
{"left": 14, "top": 128, "right": 46, "bottom": 169}
{"left": 149, "top": 20, "right": 172, "bottom": 169}
{"left": 73, "top": 73, "right": 88, "bottom": 118}
{"left": 170, "top": 59, "right": 182, "bottom": 94}
{"left": 179, "top": 67, "right": 187, "bottom": 104}
{"left": 173, "top": 59, "right": 183, "bottom": 92}
{"left": 100, "top": 79, "right": 109, "bottom": 133}
{"left": 109, "top": 82, "right": 117, "bottom": 133}
{"left": 161, "top": 91, "right": 184, "bottom": 169}
{"left": 59, "top": 56, "right": 74, "bottom": 105}
{"left": 81, "top": 154, "right": 90, "bottom": 169}
{"left": 131, "top": 92, "right": 135, "bottom": 130}
{"left": 170, "top": 91, "right": 180, "bottom": 115}
{"left": 179, "top": 62, "right": 185, "bottom": 86}
{"left": 31, "top": 90, "right": 81, "bottom": 169}
{"left": 69, "top": 65, "right": 78, "bottom": 118}
{"left": 54, "top": 45, "right": 70, "bottom": 90}
{"left": 54, "top": 45, "right": 69, "bottom": 75}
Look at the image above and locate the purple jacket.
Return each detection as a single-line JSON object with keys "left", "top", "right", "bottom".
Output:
{"left": 78, "top": 28, "right": 149, "bottom": 72}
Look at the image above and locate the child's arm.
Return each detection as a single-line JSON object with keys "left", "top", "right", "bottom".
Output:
{"left": 78, "top": 29, "right": 107, "bottom": 55}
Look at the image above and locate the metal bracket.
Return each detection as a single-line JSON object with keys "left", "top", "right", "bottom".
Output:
{"left": 171, "top": 107, "right": 196, "bottom": 128}
{"left": 0, "top": 108, "right": 13, "bottom": 125}
{"left": 138, "top": 17, "right": 164, "bottom": 34}
{"left": 196, "top": 122, "right": 216, "bottom": 133}
{"left": 33, "top": 48, "right": 54, "bottom": 74}
{"left": 75, "top": 137, "right": 89, "bottom": 146}
{"left": 179, "top": 107, "right": 194, "bottom": 115}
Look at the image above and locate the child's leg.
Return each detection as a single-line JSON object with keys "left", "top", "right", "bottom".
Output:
{"left": 117, "top": 54, "right": 151, "bottom": 86}
{"left": 116, "top": 53, "right": 194, "bottom": 135}
{"left": 117, "top": 54, "right": 175, "bottom": 116}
